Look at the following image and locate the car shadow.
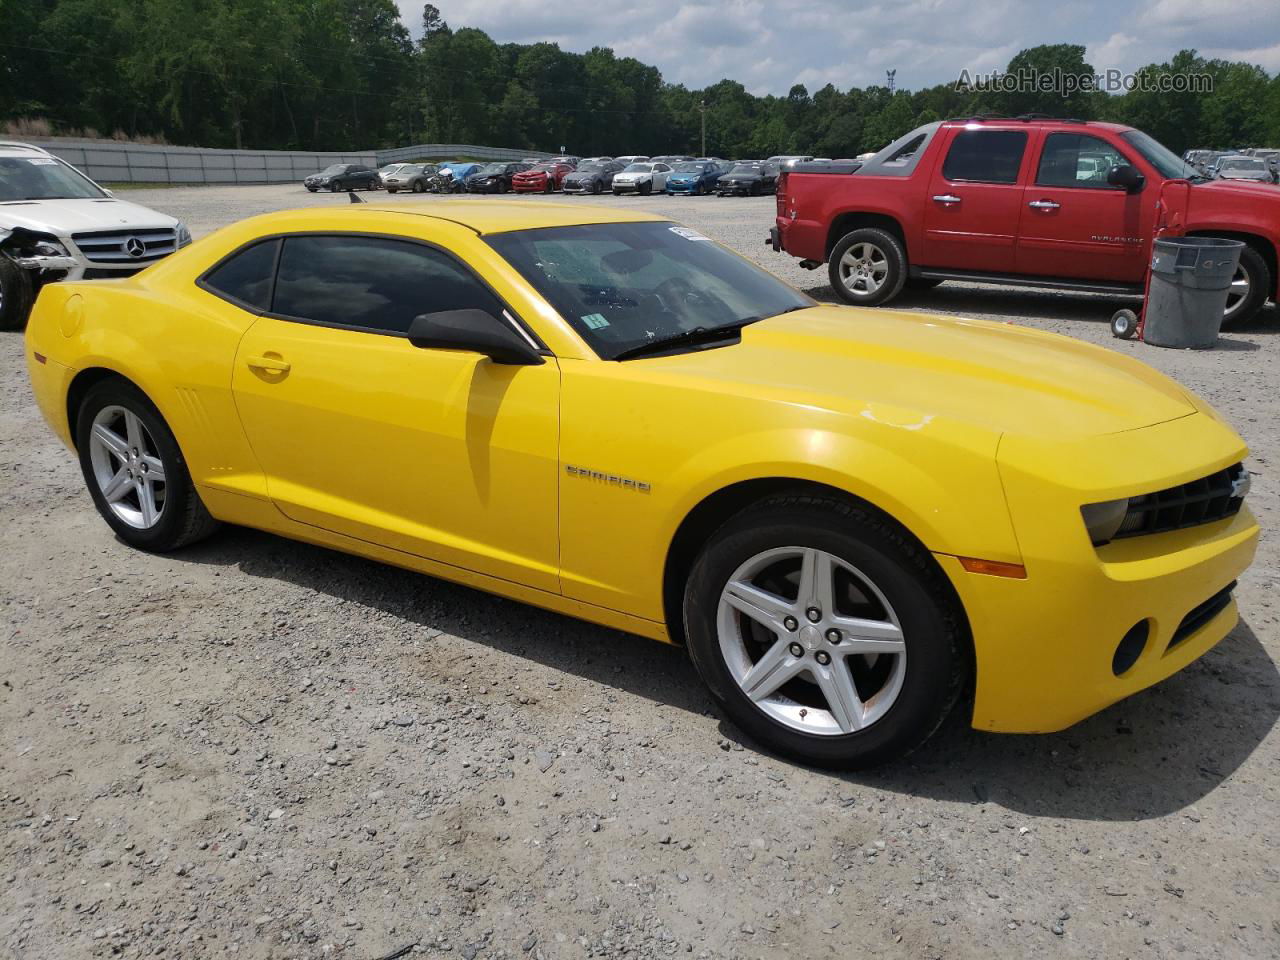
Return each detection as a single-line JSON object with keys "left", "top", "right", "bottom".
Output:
{"left": 799, "top": 281, "right": 1279, "bottom": 335}
{"left": 177, "top": 525, "right": 1278, "bottom": 822}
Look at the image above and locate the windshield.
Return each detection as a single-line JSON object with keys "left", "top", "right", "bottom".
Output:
{"left": 1221, "top": 158, "right": 1263, "bottom": 170}
{"left": 623, "top": 163, "right": 653, "bottom": 173}
{"left": 729, "top": 163, "right": 762, "bottom": 175}
{"left": 487, "top": 221, "right": 813, "bottom": 361}
{"left": 578, "top": 162, "right": 604, "bottom": 173}
{"left": 0, "top": 155, "right": 106, "bottom": 200}
{"left": 479, "top": 163, "right": 506, "bottom": 175}
{"left": 379, "top": 164, "right": 403, "bottom": 174}
{"left": 672, "top": 162, "right": 703, "bottom": 172}
{"left": 1121, "top": 130, "right": 1197, "bottom": 179}
{"left": 320, "top": 164, "right": 346, "bottom": 175}
{"left": 530, "top": 164, "right": 557, "bottom": 173}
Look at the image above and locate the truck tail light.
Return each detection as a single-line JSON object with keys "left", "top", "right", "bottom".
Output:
{"left": 776, "top": 172, "right": 788, "bottom": 214}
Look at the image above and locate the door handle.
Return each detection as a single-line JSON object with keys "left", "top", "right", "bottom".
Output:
{"left": 932, "top": 194, "right": 962, "bottom": 205}
{"left": 246, "top": 354, "right": 291, "bottom": 374}
{"left": 1028, "top": 200, "right": 1061, "bottom": 210}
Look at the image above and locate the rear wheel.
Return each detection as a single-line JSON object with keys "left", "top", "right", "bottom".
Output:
{"left": 0, "top": 255, "right": 34, "bottom": 331}
{"left": 828, "top": 228, "right": 907, "bottom": 307}
{"left": 1220, "top": 243, "right": 1271, "bottom": 328}
{"left": 75, "top": 379, "right": 217, "bottom": 552}
{"left": 683, "top": 495, "right": 966, "bottom": 768}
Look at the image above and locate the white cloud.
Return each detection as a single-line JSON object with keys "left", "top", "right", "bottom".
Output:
{"left": 400, "top": 0, "right": 1278, "bottom": 93}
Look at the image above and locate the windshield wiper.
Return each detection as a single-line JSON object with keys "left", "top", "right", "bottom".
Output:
{"left": 612, "top": 323, "right": 751, "bottom": 361}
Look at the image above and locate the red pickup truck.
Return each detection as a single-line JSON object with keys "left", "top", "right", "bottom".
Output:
{"left": 771, "top": 117, "right": 1277, "bottom": 327}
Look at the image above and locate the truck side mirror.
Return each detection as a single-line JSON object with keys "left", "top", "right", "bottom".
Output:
{"left": 1107, "top": 164, "right": 1145, "bottom": 192}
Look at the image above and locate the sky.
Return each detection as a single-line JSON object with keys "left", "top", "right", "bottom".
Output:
{"left": 398, "top": 0, "right": 1280, "bottom": 95}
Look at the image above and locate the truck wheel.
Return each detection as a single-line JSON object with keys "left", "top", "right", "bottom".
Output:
{"left": 682, "top": 494, "right": 967, "bottom": 769}
{"left": 0, "top": 256, "right": 34, "bottom": 331}
{"left": 1220, "top": 243, "right": 1271, "bottom": 329}
{"left": 829, "top": 228, "right": 907, "bottom": 307}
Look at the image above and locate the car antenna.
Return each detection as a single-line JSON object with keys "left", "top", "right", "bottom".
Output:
{"left": 348, "top": 191, "right": 365, "bottom": 204}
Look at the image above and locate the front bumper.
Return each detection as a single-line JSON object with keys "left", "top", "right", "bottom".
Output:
{"left": 561, "top": 181, "right": 592, "bottom": 193}
{"left": 512, "top": 178, "right": 547, "bottom": 192}
{"left": 950, "top": 412, "right": 1259, "bottom": 733}
{"left": 665, "top": 181, "right": 699, "bottom": 193}
{"left": 467, "top": 180, "right": 503, "bottom": 193}
{"left": 613, "top": 181, "right": 645, "bottom": 192}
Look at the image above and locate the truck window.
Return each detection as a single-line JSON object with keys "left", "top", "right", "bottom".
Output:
{"left": 941, "top": 130, "right": 1027, "bottom": 184}
{"left": 1036, "top": 133, "right": 1128, "bottom": 188}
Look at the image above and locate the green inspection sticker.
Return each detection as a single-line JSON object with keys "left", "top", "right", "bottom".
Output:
{"left": 581, "top": 313, "right": 610, "bottom": 329}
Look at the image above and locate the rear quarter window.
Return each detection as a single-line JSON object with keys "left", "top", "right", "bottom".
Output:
{"left": 200, "top": 239, "right": 281, "bottom": 311}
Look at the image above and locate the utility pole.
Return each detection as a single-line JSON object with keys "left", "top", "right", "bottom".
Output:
{"left": 886, "top": 69, "right": 896, "bottom": 95}
{"left": 699, "top": 100, "right": 706, "bottom": 157}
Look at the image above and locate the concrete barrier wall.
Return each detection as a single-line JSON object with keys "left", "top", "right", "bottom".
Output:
{"left": 22, "top": 139, "right": 553, "bottom": 184}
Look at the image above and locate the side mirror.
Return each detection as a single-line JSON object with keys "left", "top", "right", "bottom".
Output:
{"left": 1107, "top": 164, "right": 1145, "bottom": 192}
{"left": 407, "top": 309, "right": 544, "bottom": 366}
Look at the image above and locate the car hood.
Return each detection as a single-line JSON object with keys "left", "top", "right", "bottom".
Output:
{"left": 639, "top": 306, "right": 1195, "bottom": 438}
{"left": 564, "top": 172, "right": 598, "bottom": 180}
{"left": 1194, "top": 178, "right": 1279, "bottom": 198}
{"left": 0, "top": 197, "right": 178, "bottom": 236}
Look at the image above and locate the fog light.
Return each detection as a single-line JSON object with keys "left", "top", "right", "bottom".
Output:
{"left": 1112, "top": 620, "right": 1150, "bottom": 676}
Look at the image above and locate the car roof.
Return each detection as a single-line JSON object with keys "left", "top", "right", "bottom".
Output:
{"left": 233, "top": 200, "right": 669, "bottom": 237}
{"left": 0, "top": 140, "right": 54, "bottom": 157}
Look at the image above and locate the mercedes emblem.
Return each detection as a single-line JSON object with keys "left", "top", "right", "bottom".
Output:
{"left": 123, "top": 237, "right": 146, "bottom": 258}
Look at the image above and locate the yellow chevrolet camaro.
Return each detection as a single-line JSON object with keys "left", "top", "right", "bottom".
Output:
{"left": 24, "top": 201, "right": 1259, "bottom": 767}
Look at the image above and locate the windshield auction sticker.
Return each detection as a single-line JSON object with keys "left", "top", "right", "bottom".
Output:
{"left": 669, "top": 226, "right": 712, "bottom": 242}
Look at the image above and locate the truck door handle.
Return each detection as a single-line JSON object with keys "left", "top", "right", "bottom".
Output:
{"left": 932, "top": 194, "right": 962, "bottom": 205}
{"left": 1028, "top": 200, "right": 1061, "bottom": 210}
{"left": 246, "top": 354, "right": 291, "bottom": 374}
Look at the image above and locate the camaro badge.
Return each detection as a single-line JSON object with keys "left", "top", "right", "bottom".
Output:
{"left": 565, "top": 464, "right": 651, "bottom": 493}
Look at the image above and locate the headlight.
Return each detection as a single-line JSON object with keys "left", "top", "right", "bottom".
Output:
{"left": 33, "top": 239, "right": 70, "bottom": 257}
{"left": 176, "top": 222, "right": 192, "bottom": 247}
{"left": 1080, "top": 498, "right": 1130, "bottom": 545}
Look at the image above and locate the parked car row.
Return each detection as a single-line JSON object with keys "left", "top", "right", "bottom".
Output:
{"left": 1183, "top": 149, "right": 1279, "bottom": 183}
{"left": 302, "top": 154, "right": 822, "bottom": 199}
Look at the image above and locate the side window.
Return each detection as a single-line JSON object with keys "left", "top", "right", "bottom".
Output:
{"left": 941, "top": 130, "right": 1028, "bottom": 184}
{"left": 272, "top": 235, "right": 504, "bottom": 336}
{"left": 202, "top": 239, "right": 280, "bottom": 311}
{"left": 1036, "top": 133, "right": 1129, "bottom": 188}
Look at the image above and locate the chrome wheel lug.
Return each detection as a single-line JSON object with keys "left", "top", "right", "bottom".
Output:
{"left": 783, "top": 615, "right": 798, "bottom": 632}
{"left": 815, "top": 650, "right": 831, "bottom": 666}
{"left": 805, "top": 607, "right": 821, "bottom": 622}
{"left": 825, "top": 628, "right": 842, "bottom": 644}
{"left": 788, "top": 642, "right": 804, "bottom": 658}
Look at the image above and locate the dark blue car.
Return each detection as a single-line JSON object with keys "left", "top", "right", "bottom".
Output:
{"left": 664, "top": 161, "right": 724, "bottom": 195}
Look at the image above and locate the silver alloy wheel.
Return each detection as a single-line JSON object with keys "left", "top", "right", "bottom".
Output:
{"left": 88, "top": 405, "right": 167, "bottom": 529}
{"left": 838, "top": 242, "right": 889, "bottom": 297}
{"left": 716, "top": 546, "right": 907, "bottom": 736}
{"left": 1223, "top": 263, "right": 1249, "bottom": 320}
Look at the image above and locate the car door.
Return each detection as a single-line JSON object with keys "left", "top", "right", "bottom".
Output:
{"left": 228, "top": 231, "right": 561, "bottom": 592}
{"left": 921, "top": 127, "right": 1030, "bottom": 271}
{"left": 1016, "top": 131, "right": 1152, "bottom": 282}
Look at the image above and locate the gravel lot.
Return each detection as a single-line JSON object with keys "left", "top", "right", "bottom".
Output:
{"left": 3, "top": 184, "right": 1278, "bottom": 960}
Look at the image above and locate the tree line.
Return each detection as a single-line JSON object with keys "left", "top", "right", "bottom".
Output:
{"left": 3, "top": 0, "right": 1278, "bottom": 158}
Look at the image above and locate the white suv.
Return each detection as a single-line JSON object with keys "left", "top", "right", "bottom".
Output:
{"left": 0, "top": 141, "right": 191, "bottom": 329}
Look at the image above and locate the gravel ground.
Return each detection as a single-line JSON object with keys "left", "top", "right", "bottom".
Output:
{"left": 3, "top": 184, "right": 1278, "bottom": 960}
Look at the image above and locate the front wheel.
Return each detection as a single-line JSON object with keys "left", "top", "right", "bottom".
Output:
{"left": 683, "top": 495, "right": 966, "bottom": 768}
{"left": 412, "top": 180, "right": 426, "bottom": 193}
{"left": 329, "top": 181, "right": 342, "bottom": 193}
{"left": 592, "top": 180, "right": 602, "bottom": 195}
{"left": 641, "top": 181, "right": 652, "bottom": 196}
{"left": 1220, "top": 243, "right": 1271, "bottom": 329}
{"left": 0, "top": 255, "right": 34, "bottom": 331}
{"left": 75, "top": 379, "right": 218, "bottom": 552}
{"left": 828, "top": 228, "right": 907, "bottom": 307}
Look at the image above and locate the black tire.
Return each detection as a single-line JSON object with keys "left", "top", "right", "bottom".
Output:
{"left": 1220, "top": 242, "right": 1271, "bottom": 329}
{"left": 1111, "top": 308, "right": 1138, "bottom": 339}
{"left": 592, "top": 180, "right": 602, "bottom": 195}
{"left": 695, "top": 182, "right": 705, "bottom": 196}
{"left": 74, "top": 378, "right": 218, "bottom": 552}
{"left": 0, "top": 256, "right": 34, "bottom": 331}
{"left": 387, "top": 188, "right": 398, "bottom": 194}
{"left": 828, "top": 227, "right": 908, "bottom": 307}
{"left": 640, "top": 181, "right": 652, "bottom": 196}
{"left": 683, "top": 494, "right": 967, "bottom": 768}
{"left": 544, "top": 180, "right": 554, "bottom": 194}
{"left": 905, "top": 277, "right": 943, "bottom": 291}
{"left": 412, "top": 180, "right": 426, "bottom": 193}
{"left": 329, "top": 181, "right": 342, "bottom": 193}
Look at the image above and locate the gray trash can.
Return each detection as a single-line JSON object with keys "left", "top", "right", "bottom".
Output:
{"left": 1143, "top": 236, "right": 1244, "bottom": 348}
